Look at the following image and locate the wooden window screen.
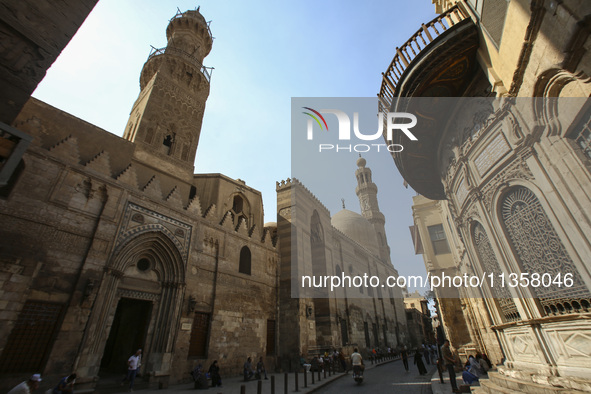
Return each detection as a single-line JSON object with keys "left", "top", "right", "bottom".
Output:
{"left": 0, "top": 301, "right": 63, "bottom": 373}
{"left": 188, "top": 312, "right": 210, "bottom": 358}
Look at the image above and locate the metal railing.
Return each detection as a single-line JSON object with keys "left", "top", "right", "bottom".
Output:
{"left": 378, "top": 5, "right": 468, "bottom": 113}
{"left": 147, "top": 46, "right": 214, "bottom": 82}
{"left": 169, "top": 9, "right": 213, "bottom": 40}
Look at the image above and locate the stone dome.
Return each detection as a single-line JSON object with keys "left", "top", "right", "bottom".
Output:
{"left": 331, "top": 209, "right": 379, "bottom": 252}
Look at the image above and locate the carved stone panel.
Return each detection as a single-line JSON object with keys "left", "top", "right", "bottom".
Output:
{"left": 504, "top": 327, "right": 542, "bottom": 363}
{"left": 474, "top": 133, "right": 511, "bottom": 177}
{"left": 115, "top": 203, "right": 192, "bottom": 263}
{"left": 542, "top": 322, "right": 591, "bottom": 367}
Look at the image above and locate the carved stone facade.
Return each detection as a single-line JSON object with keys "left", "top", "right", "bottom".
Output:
{"left": 0, "top": 6, "right": 415, "bottom": 392}
{"left": 275, "top": 160, "right": 408, "bottom": 370}
{"left": 0, "top": 8, "right": 279, "bottom": 392}
{"left": 391, "top": 1, "right": 591, "bottom": 391}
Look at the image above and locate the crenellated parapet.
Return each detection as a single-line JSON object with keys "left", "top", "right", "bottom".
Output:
{"left": 276, "top": 177, "right": 331, "bottom": 217}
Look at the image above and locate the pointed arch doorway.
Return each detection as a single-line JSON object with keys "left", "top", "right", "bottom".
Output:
{"left": 100, "top": 297, "right": 152, "bottom": 373}
{"left": 79, "top": 227, "right": 186, "bottom": 385}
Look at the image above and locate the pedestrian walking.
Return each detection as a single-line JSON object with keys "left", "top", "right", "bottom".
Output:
{"left": 441, "top": 340, "right": 460, "bottom": 393}
{"left": 414, "top": 348, "right": 428, "bottom": 375}
{"left": 400, "top": 346, "right": 409, "bottom": 372}
{"left": 338, "top": 351, "right": 347, "bottom": 373}
{"left": 423, "top": 344, "right": 431, "bottom": 364}
{"left": 121, "top": 349, "right": 142, "bottom": 392}
{"left": 208, "top": 360, "right": 222, "bottom": 387}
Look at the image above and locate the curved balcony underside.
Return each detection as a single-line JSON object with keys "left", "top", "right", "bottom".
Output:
{"left": 380, "top": 14, "right": 480, "bottom": 200}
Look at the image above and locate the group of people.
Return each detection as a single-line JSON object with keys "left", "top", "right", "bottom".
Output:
{"left": 440, "top": 339, "right": 493, "bottom": 393}
{"left": 10, "top": 342, "right": 493, "bottom": 394}
{"left": 396, "top": 343, "right": 436, "bottom": 374}
{"left": 461, "top": 353, "right": 492, "bottom": 385}
{"left": 191, "top": 360, "right": 223, "bottom": 389}
{"left": 300, "top": 349, "right": 349, "bottom": 373}
{"left": 190, "top": 355, "right": 270, "bottom": 389}
{"left": 243, "top": 356, "right": 268, "bottom": 381}
{"left": 7, "top": 373, "right": 76, "bottom": 394}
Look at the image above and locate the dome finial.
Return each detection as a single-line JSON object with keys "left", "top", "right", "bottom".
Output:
{"left": 356, "top": 155, "right": 366, "bottom": 168}
{"left": 341, "top": 198, "right": 346, "bottom": 209}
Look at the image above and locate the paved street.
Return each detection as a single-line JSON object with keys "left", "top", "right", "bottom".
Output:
{"left": 93, "top": 357, "right": 444, "bottom": 394}
{"left": 314, "top": 359, "right": 437, "bottom": 394}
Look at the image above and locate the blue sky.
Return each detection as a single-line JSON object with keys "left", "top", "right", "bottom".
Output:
{"left": 33, "top": 0, "right": 438, "bottom": 292}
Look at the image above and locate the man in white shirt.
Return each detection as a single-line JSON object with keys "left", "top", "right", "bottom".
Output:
{"left": 7, "top": 374, "right": 41, "bottom": 394}
{"left": 350, "top": 348, "right": 363, "bottom": 376}
{"left": 122, "top": 349, "right": 142, "bottom": 391}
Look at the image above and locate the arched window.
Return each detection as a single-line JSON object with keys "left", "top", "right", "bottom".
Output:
{"left": 500, "top": 186, "right": 590, "bottom": 314}
{"left": 472, "top": 222, "right": 520, "bottom": 322}
{"left": 239, "top": 246, "right": 251, "bottom": 275}
{"left": 233, "top": 195, "right": 243, "bottom": 214}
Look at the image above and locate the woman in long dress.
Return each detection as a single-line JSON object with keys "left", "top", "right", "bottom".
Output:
{"left": 413, "top": 348, "right": 428, "bottom": 375}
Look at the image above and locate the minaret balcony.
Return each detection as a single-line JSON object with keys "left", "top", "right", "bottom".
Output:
{"left": 147, "top": 46, "right": 214, "bottom": 83}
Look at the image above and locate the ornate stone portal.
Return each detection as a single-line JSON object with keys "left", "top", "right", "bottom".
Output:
{"left": 384, "top": 1, "right": 591, "bottom": 391}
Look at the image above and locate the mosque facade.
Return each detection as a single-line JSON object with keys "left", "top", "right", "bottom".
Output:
{"left": 275, "top": 156, "right": 409, "bottom": 370}
{"left": 0, "top": 4, "right": 409, "bottom": 391}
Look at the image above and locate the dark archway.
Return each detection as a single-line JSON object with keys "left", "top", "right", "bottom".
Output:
{"left": 77, "top": 227, "right": 186, "bottom": 382}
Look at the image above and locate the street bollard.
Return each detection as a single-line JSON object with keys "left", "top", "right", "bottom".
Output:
{"left": 318, "top": 369, "right": 321, "bottom": 382}
{"left": 311, "top": 369, "right": 315, "bottom": 384}
{"left": 240, "top": 385, "right": 246, "bottom": 394}
{"left": 271, "top": 375, "right": 275, "bottom": 394}
{"left": 284, "top": 372, "right": 288, "bottom": 394}
{"left": 295, "top": 371, "right": 299, "bottom": 392}
{"left": 324, "top": 368, "right": 326, "bottom": 379}
{"left": 257, "top": 380, "right": 262, "bottom": 394}
{"left": 304, "top": 369, "right": 307, "bottom": 388}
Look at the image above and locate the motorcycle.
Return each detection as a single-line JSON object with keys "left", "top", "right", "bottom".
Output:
{"left": 352, "top": 365, "right": 364, "bottom": 384}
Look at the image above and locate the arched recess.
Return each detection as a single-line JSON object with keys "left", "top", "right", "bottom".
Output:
{"left": 78, "top": 227, "right": 186, "bottom": 380}
{"left": 470, "top": 221, "right": 520, "bottom": 323}
{"left": 495, "top": 184, "right": 591, "bottom": 316}
{"left": 532, "top": 68, "right": 591, "bottom": 138}
{"left": 310, "top": 210, "right": 331, "bottom": 347}
{"left": 227, "top": 192, "right": 251, "bottom": 228}
{"left": 239, "top": 245, "right": 251, "bottom": 275}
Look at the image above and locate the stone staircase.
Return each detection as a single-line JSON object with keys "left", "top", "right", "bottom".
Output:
{"left": 471, "top": 371, "right": 589, "bottom": 394}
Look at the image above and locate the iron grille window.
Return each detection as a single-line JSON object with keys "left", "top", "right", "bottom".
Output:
{"left": 472, "top": 222, "right": 520, "bottom": 322}
{"left": 188, "top": 312, "right": 210, "bottom": 358}
{"left": 427, "top": 224, "right": 451, "bottom": 255}
{"left": 501, "top": 186, "right": 591, "bottom": 314}
{"left": 0, "top": 301, "right": 63, "bottom": 373}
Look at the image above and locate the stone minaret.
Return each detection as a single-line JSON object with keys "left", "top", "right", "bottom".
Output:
{"left": 123, "top": 8, "right": 213, "bottom": 180}
{"left": 355, "top": 155, "right": 391, "bottom": 264}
